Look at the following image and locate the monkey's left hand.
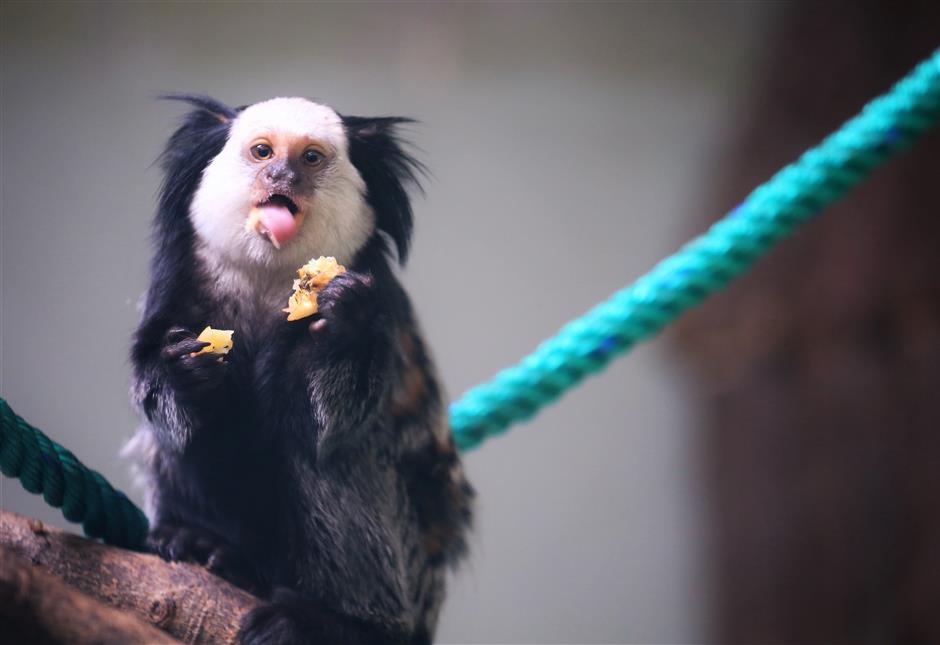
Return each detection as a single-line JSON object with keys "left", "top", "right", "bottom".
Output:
{"left": 307, "top": 271, "right": 383, "bottom": 343}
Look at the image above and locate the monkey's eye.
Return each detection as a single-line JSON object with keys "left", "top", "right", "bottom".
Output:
{"left": 250, "top": 143, "right": 274, "bottom": 161}
{"left": 302, "top": 148, "right": 326, "bottom": 167}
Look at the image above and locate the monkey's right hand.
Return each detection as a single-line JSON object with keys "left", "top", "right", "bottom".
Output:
{"left": 161, "top": 326, "right": 228, "bottom": 403}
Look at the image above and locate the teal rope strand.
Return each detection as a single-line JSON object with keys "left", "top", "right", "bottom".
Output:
{"left": 449, "top": 48, "right": 940, "bottom": 451}
{"left": 0, "top": 397, "right": 149, "bottom": 549}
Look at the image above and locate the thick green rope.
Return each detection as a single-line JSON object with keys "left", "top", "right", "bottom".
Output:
{"left": 2, "top": 49, "right": 940, "bottom": 547}
{"left": 449, "top": 48, "right": 940, "bottom": 451}
{"left": 0, "top": 397, "right": 148, "bottom": 549}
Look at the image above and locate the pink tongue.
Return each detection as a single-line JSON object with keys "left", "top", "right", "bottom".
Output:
{"left": 259, "top": 203, "right": 298, "bottom": 245}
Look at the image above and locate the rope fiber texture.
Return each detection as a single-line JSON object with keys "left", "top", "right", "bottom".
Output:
{"left": 0, "top": 397, "right": 148, "bottom": 549}
{"left": 1, "top": 49, "right": 939, "bottom": 547}
{"left": 449, "top": 47, "right": 940, "bottom": 451}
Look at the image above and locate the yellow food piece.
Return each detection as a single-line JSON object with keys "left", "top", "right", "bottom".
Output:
{"left": 284, "top": 256, "right": 347, "bottom": 321}
{"left": 193, "top": 326, "right": 234, "bottom": 356}
{"left": 245, "top": 207, "right": 263, "bottom": 233}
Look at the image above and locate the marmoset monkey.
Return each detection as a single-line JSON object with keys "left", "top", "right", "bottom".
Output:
{"left": 127, "top": 95, "right": 473, "bottom": 644}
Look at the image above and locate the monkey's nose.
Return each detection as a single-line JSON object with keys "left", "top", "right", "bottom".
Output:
{"left": 264, "top": 163, "right": 299, "bottom": 186}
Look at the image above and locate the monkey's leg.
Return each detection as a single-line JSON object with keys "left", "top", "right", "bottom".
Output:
{"left": 238, "top": 588, "right": 409, "bottom": 645}
{"left": 147, "top": 520, "right": 267, "bottom": 594}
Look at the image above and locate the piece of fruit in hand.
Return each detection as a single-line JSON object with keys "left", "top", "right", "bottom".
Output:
{"left": 283, "top": 256, "right": 347, "bottom": 321}
{"left": 193, "top": 326, "right": 234, "bottom": 356}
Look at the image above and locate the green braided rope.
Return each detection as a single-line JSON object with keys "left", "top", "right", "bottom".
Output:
{"left": 0, "top": 397, "right": 149, "bottom": 549}
{"left": 449, "top": 48, "right": 940, "bottom": 451}
{"left": 2, "top": 49, "right": 940, "bottom": 545}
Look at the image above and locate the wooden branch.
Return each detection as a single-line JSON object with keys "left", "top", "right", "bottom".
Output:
{"left": 0, "top": 509, "right": 261, "bottom": 644}
{"left": 0, "top": 549, "right": 180, "bottom": 644}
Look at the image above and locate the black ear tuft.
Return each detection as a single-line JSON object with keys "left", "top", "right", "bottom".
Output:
{"left": 159, "top": 93, "right": 237, "bottom": 124}
{"left": 342, "top": 116, "right": 426, "bottom": 264}
{"left": 156, "top": 94, "right": 237, "bottom": 224}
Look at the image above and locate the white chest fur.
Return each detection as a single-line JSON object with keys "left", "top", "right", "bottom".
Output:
{"left": 196, "top": 245, "right": 297, "bottom": 344}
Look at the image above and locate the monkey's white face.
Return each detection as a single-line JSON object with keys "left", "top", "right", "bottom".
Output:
{"left": 190, "top": 97, "right": 373, "bottom": 271}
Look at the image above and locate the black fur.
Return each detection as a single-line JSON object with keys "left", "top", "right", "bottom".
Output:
{"left": 342, "top": 115, "right": 426, "bottom": 264}
{"left": 130, "top": 96, "right": 472, "bottom": 644}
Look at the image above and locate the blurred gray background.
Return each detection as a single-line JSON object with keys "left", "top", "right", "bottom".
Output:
{"left": 1, "top": 3, "right": 777, "bottom": 643}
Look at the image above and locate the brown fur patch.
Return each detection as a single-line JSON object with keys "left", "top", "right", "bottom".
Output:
{"left": 393, "top": 328, "right": 474, "bottom": 564}
{"left": 403, "top": 439, "right": 473, "bottom": 565}
{"left": 391, "top": 331, "right": 430, "bottom": 418}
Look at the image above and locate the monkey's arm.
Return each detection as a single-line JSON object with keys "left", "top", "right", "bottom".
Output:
{"left": 301, "top": 271, "right": 396, "bottom": 457}
{"left": 132, "top": 323, "right": 229, "bottom": 452}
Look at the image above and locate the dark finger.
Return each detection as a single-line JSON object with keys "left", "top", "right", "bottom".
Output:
{"left": 162, "top": 339, "right": 210, "bottom": 361}
{"left": 179, "top": 351, "right": 229, "bottom": 369}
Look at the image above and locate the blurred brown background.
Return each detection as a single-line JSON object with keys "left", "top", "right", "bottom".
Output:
{"left": 677, "top": 1, "right": 940, "bottom": 643}
{"left": 2, "top": 1, "right": 939, "bottom": 643}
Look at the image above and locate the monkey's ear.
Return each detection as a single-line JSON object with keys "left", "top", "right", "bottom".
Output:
{"left": 342, "top": 116, "right": 426, "bottom": 264}
{"left": 156, "top": 94, "right": 237, "bottom": 222}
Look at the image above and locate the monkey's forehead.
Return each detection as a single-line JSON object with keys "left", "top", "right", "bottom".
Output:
{"left": 230, "top": 97, "right": 347, "bottom": 149}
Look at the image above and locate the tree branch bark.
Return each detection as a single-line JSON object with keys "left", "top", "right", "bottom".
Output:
{"left": 0, "top": 549, "right": 180, "bottom": 644}
{"left": 0, "top": 509, "right": 261, "bottom": 644}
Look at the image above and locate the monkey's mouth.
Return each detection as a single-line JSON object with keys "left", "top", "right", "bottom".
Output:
{"left": 246, "top": 194, "right": 304, "bottom": 249}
